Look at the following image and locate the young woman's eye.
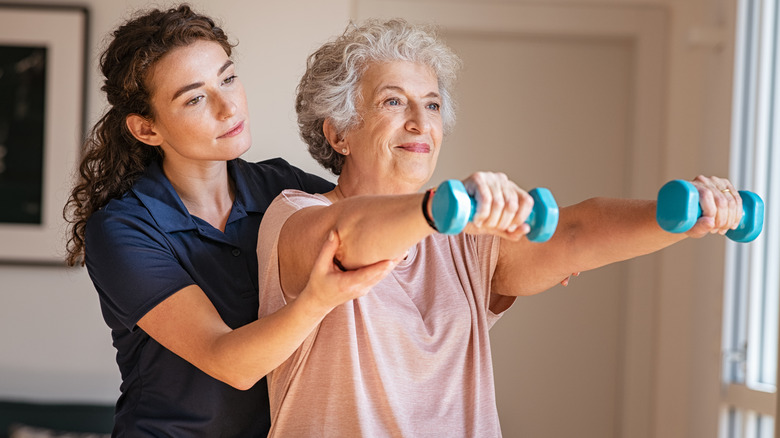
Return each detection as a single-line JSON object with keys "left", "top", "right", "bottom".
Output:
{"left": 223, "top": 75, "right": 237, "bottom": 85}
{"left": 186, "top": 95, "right": 204, "bottom": 106}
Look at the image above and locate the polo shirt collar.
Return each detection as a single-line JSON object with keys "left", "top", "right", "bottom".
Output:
{"left": 229, "top": 159, "right": 265, "bottom": 215}
{"left": 131, "top": 159, "right": 256, "bottom": 233}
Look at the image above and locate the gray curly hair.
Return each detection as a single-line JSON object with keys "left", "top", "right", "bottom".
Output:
{"left": 295, "top": 18, "right": 463, "bottom": 175}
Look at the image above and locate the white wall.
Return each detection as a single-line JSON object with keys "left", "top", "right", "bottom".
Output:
{"left": 0, "top": 0, "right": 353, "bottom": 404}
{"left": 0, "top": 0, "right": 738, "bottom": 437}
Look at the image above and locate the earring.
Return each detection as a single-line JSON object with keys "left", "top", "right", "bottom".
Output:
{"left": 342, "top": 148, "right": 348, "bottom": 154}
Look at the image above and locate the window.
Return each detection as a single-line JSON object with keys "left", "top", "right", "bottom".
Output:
{"left": 720, "top": 0, "right": 780, "bottom": 436}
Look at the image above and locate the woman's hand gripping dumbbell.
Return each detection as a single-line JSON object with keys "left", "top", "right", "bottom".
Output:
{"left": 656, "top": 178, "right": 764, "bottom": 242}
{"left": 428, "top": 179, "right": 559, "bottom": 242}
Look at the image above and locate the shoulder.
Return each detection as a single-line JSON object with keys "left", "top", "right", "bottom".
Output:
{"left": 85, "top": 194, "right": 173, "bottom": 264}
{"left": 238, "top": 157, "right": 296, "bottom": 177}
{"left": 260, "top": 190, "right": 330, "bottom": 234}
{"left": 259, "top": 190, "right": 330, "bottom": 235}
{"left": 86, "top": 192, "right": 154, "bottom": 235}
{"left": 275, "top": 189, "right": 331, "bottom": 210}
{"left": 235, "top": 158, "right": 334, "bottom": 194}
{"left": 85, "top": 201, "right": 195, "bottom": 330}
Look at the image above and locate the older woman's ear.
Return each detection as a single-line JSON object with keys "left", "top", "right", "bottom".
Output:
{"left": 323, "top": 118, "right": 348, "bottom": 155}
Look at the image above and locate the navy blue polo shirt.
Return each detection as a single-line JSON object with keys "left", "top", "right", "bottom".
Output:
{"left": 85, "top": 158, "right": 333, "bottom": 437}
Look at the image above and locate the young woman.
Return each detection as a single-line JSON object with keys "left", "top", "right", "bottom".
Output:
{"left": 63, "top": 5, "right": 394, "bottom": 436}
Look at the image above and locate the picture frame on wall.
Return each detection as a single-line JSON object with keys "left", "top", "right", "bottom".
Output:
{"left": 0, "top": 4, "right": 88, "bottom": 264}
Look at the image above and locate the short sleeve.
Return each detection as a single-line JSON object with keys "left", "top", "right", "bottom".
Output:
{"left": 85, "top": 207, "right": 195, "bottom": 331}
{"left": 256, "top": 190, "right": 331, "bottom": 319}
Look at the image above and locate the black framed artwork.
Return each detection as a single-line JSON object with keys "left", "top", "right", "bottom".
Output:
{"left": 0, "top": 4, "right": 88, "bottom": 263}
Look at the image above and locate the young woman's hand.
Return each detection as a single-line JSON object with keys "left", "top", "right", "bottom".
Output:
{"left": 297, "top": 230, "right": 398, "bottom": 314}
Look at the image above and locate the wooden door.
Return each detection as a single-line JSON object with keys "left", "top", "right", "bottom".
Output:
{"left": 355, "top": 3, "right": 666, "bottom": 437}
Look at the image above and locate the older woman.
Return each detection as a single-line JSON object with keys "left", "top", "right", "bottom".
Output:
{"left": 256, "top": 19, "right": 742, "bottom": 436}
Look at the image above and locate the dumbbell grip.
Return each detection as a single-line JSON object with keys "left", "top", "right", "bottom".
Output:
{"left": 463, "top": 196, "right": 540, "bottom": 235}
{"left": 463, "top": 200, "right": 538, "bottom": 222}
{"left": 656, "top": 179, "right": 764, "bottom": 243}
{"left": 681, "top": 196, "right": 759, "bottom": 241}
{"left": 430, "top": 180, "right": 559, "bottom": 242}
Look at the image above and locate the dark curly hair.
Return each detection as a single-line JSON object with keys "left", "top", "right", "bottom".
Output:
{"left": 63, "top": 4, "right": 234, "bottom": 266}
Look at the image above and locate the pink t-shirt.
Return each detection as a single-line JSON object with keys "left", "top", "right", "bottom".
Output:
{"left": 257, "top": 190, "right": 515, "bottom": 437}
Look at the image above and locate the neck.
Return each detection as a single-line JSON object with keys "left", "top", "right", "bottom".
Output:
{"left": 163, "top": 159, "right": 234, "bottom": 230}
{"left": 332, "top": 167, "right": 427, "bottom": 199}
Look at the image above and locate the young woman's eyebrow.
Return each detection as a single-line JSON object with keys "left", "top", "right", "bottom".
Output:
{"left": 171, "top": 60, "right": 234, "bottom": 101}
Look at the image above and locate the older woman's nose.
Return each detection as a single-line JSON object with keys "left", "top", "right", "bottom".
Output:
{"left": 404, "top": 104, "right": 431, "bottom": 134}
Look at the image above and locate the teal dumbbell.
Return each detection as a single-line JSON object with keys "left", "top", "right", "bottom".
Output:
{"left": 656, "top": 179, "right": 764, "bottom": 242}
{"left": 430, "top": 179, "right": 559, "bottom": 242}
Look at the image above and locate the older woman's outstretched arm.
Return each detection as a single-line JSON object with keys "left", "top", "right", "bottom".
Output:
{"left": 275, "top": 173, "right": 535, "bottom": 299}
{"left": 490, "top": 176, "right": 743, "bottom": 297}
{"left": 277, "top": 194, "right": 437, "bottom": 298}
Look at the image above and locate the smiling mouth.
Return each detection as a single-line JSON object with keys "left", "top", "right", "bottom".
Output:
{"left": 397, "top": 143, "right": 430, "bottom": 153}
{"left": 218, "top": 121, "right": 245, "bottom": 139}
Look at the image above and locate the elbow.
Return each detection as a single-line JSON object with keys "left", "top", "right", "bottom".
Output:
{"left": 202, "top": 334, "right": 274, "bottom": 391}
{"left": 229, "top": 379, "right": 258, "bottom": 392}
{"left": 207, "top": 362, "right": 270, "bottom": 391}
{"left": 220, "top": 372, "right": 266, "bottom": 391}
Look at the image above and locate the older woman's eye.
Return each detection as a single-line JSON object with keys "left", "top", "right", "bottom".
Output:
{"left": 427, "top": 103, "right": 440, "bottom": 111}
{"left": 385, "top": 98, "right": 401, "bottom": 106}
